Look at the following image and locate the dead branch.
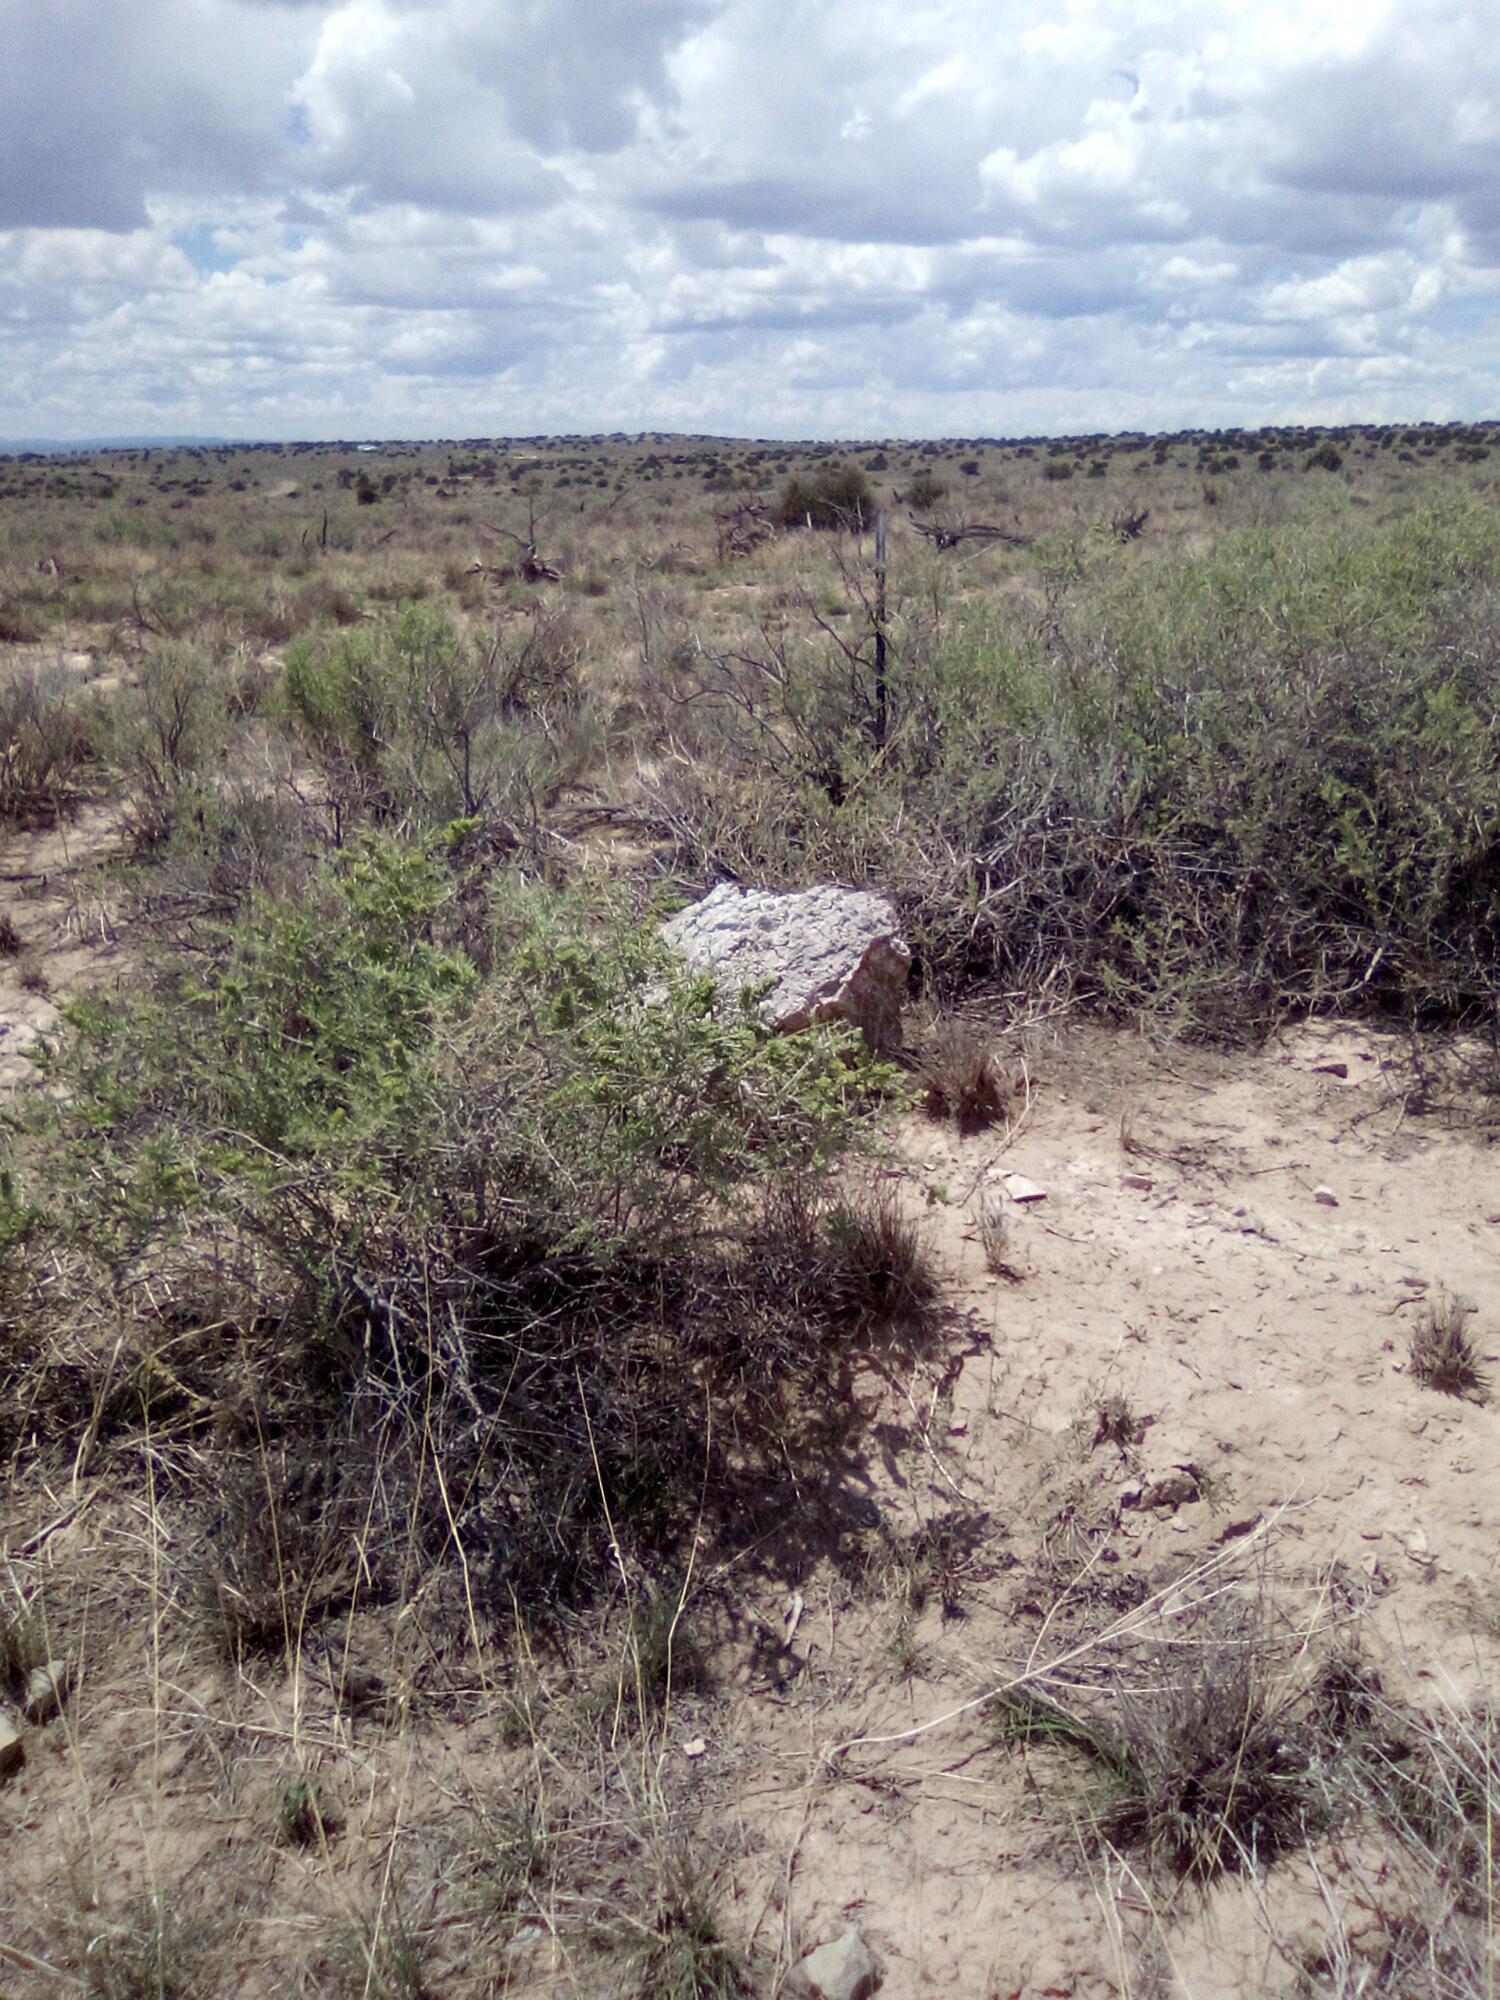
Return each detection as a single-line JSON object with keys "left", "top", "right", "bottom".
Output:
{"left": 907, "top": 514, "right": 1031, "bottom": 552}
{"left": 713, "top": 499, "right": 774, "bottom": 562}
{"left": 478, "top": 493, "right": 563, "bottom": 582}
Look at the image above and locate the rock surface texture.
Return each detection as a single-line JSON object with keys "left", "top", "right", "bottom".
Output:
{"left": 787, "top": 1926, "right": 882, "bottom": 2000}
{"left": 660, "top": 884, "right": 910, "bottom": 1047}
{"left": 0, "top": 1712, "right": 23, "bottom": 1779}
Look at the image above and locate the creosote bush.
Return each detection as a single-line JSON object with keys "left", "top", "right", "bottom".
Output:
{"left": 10, "top": 830, "right": 927, "bottom": 1631}
{"left": 775, "top": 460, "right": 873, "bottom": 532}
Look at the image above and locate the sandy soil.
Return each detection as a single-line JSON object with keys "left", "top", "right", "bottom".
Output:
{"left": 1, "top": 1015, "right": 1496, "bottom": 1998}
{"left": 0, "top": 801, "right": 127, "bottom": 1087}
{"left": 712, "top": 1019, "right": 1500, "bottom": 1997}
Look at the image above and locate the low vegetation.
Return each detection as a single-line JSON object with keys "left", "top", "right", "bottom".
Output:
{"left": 1408, "top": 1291, "right": 1489, "bottom": 1400}
{"left": 1, "top": 420, "right": 1497, "bottom": 1995}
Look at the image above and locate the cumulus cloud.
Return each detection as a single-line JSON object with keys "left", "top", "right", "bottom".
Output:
{"left": 3, "top": 0, "right": 1499, "bottom": 438}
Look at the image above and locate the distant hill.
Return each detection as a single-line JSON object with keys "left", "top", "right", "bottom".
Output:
{"left": 0, "top": 435, "right": 236, "bottom": 456}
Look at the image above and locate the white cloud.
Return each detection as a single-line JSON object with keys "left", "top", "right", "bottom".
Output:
{"left": 2, "top": 0, "right": 1499, "bottom": 439}
{"left": 1260, "top": 254, "right": 1444, "bottom": 323}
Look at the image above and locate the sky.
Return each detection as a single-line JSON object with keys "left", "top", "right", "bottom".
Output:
{"left": 2, "top": 0, "right": 1498, "bottom": 442}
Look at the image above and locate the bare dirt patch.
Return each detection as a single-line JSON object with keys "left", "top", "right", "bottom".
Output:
{"left": 0, "top": 802, "right": 127, "bottom": 1086}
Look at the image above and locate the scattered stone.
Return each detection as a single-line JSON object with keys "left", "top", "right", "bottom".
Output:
{"left": 680, "top": 1736, "right": 707, "bottom": 1760}
{"left": 22, "top": 1659, "right": 71, "bottom": 1726}
{"left": 1121, "top": 1172, "right": 1154, "bottom": 1192}
{"left": 1312, "top": 1061, "right": 1350, "bottom": 1079}
{"left": 787, "top": 1926, "right": 881, "bottom": 2000}
{"left": 1314, "top": 1186, "right": 1340, "bottom": 1207}
{"left": 0, "top": 1712, "right": 23, "bottom": 1779}
{"left": 1138, "top": 1471, "right": 1200, "bottom": 1512}
{"left": 659, "top": 884, "right": 910, "bottom": 1047}
{"left": 1002, "top": 1173, "right": 1047, "bottom": 1204}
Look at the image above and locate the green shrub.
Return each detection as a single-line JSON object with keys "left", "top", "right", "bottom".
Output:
{"left": 19, "top": 834, "right": 915, "bottom": 1613}
{"left": 662, "top": 496, "right": 1500, "bottom": 1034}
{"left": 0, "top": 662, "right": 97, "bottom": 821}
{"left": 279, "top": 601, "right": 590, "bottom": 829}
{"left": 775, "top": 461, "right": 873, "bottom": 531}
{"left": 99, "top": 642, "right": 230, "bottom": 845}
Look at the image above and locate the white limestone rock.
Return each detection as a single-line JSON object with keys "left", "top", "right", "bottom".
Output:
{"left": 660, "top": 884, "right": 910, "bottom": 1048}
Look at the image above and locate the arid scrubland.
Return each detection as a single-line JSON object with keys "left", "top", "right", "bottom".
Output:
{"left": 0, "top": 423, "right": 1497, "bottom": 1999}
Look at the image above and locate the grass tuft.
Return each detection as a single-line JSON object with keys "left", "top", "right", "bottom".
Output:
{"left": 994, "top": 1598, "right": 1331, "bottom": 1881}
{"left": 1409, "top": 1292, "right": 1489, "bottom": 1400}
{"left": 272, "top": 1773, "right": 339, "bottom": 1849}
{"left": 618, "top": 1846, "right": 750, "bottom": 2000}
{"left": 76, "top": 1896, "right": 217, "bottom": 2000}
{"left": 913, "top": 1013, "right": 1007, "bottom": 1129}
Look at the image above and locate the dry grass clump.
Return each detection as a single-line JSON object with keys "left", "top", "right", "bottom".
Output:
{"left": 1408, "top": 1292, "right": 1489, "bottom": 1400}
{"left": 1101, "top": 1626, "right": 1328, "bottom": 1878}
{"left": 0, "top": 1586, "right": 47, "bottom": 1698}
{"left": 199, "top": 1445, "right": 369, "bottom": 1664}
{"left": 975, "top": 1187, "right": 1016, "bottom": 1277}
{"left": 992, "top": 1588, "right": 1337, "bottom": 1882}
{"left": 53, "top": 1890, "right": 223, "bottom": 2000}
{"left": 821, "top": 1179, "right": 937, "bottom": 1327}
{"left": 0, "top": 662, "right": 98, "bottom": 822}
{"left": 1295, "top": 1686, "right": 1500, "bottom": 1998}
{"left": 326, "top": 1903, "right": 431, "bottom": 2000}
{"left": 612, "top": 1844, "right": 751, "bottom": 2000}
{"left": 913, "top": 1011, "right": 1008, "bottom": 1129}
{"left": 990, "top": 1553, "right": 1499, "bottom": 2000}
{"left": 698, "top": 1178, "right": 938, "bottom": 1396}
